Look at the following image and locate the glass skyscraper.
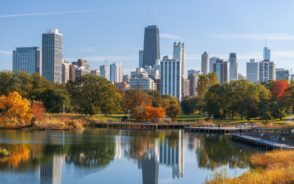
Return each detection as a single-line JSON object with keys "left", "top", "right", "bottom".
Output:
{"left": 13, "top": 47, "right": 40, "bottom": 74}
{"left": 229, "top": 53, "right": 238, "bottom": 81}
{"left": 42, "top": 29, "right": 63, "bottom": 83}
{"left": 143, "top": 25, "right": 160, "bottom": 68}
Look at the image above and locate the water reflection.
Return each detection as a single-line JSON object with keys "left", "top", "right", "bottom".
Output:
{"left": 0, "top": 130, "right": 263, "bottom": 184}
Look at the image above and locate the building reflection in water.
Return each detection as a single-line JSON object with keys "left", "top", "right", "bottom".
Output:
{"left": 40, "top": 155, "right": 64, "bottom": 184}
{"left": 138, "top": 130, "right": 184, "bottom": 184}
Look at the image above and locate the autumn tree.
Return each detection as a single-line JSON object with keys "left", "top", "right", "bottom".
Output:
{"left": 0, "top": 91, "right": 32, "bottom": 127}
{"left": 197, "top": 73, "right": 218, "bottom": 99}
{"left": 166, "top": 97, "right": 180, "bottom": 121}
{"left": 271, "top": 80, "right": 289, "bottom": 100}
{"left": 122, "top": 89, "right": 152, "bottom": 120}
{"left": 141, "top": 106, "right": 165, "bottom": 122}
{"left": 31, "top": 101, "right": 46, "bottom": 121}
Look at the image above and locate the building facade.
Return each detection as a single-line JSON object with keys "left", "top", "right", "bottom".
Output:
{"left": 246, "top": 59, "right": 259, "bottom": 83}
{"left": 62, "top": 61, "right": 70, "bottom": 84}
{"left": 160, "top": 56, "right": 182, "bottom": 101}
{"left": 229, "top": 53, "right": 238, "bottom": 81}
{"left": 143, "top": 25, "right": 160, "bottom": 67}
{"left": 213, "top": 59, "right": 230, "bottom": 83}
{"left": 100, "top": 64, "right": 110, "bottom": 80}
{"left": 130, "top": 68, "right": 156, "bottom": 90}
{"left": 42, "top": 29, "right": 63, "bottom": 83}
{"left": 263, "top": 47, "right": 271, "bottom": 61}
{"left": 276, "top": 68, "right": 290, "bottom": 81}
{"left": 110, "top": 62, "right": 123, "bottom": 83}
{"left": 139, "top": 50, "right": 144, "bottom": 68}
{"left": 173, "top": 42, "right": 185, "bottom": 77}
{"left": 259, "top": 60, "right": 276, "bottom": 82}
{"left": 13, "top": 47, "right": 40, "bottom": 74}
{"left": 188, "top": 70, "right": 200, "bottom": 97}
{"left": 201, "top": 52, "right": 209, "bottom": 74}
{"left": 209, "top": 57, "right": 219, "bottom": 73}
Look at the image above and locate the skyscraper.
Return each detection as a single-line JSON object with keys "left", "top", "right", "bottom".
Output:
{"left": 110, "top": 62, "right": 123, "bottom": 83}
{"left": 139, "top": 50, "right": 144, "bottom": 68}
{"left": 42, "top": 29, "right": 63, "bottom": 83}
{"left": 201, "top": 52, "right": 209, "bottom": 74}
{"left": 246, "top": 59, "right": 259, "bottom": 83}
{"left": 160, "top": 56, "right": 182, "bottom": 101}
{"left": 100, "top": 64, "right": 110, "bottom": 80}
{"left": 209, "top": 57, "right": 219, "bottom": 73}
{"left": 213, "top": 59, "right": 230, "bottom": 83}
{"left": 188, "top": 70, "right": 200, "bottom": 97}
{"left": 62, "top": 60, "right": 70, "bottom": 84}
{"left": 143, "top": 25, "right": 160, "bottom": 67}
{"left": 259, "top": 60, "right": 276, "bottom": 82}
{"left": 173, "top": 42, "right": 185, "bottom": 77}
{"left": 276, "top": 68, "right": 290, "bottom": 81}
{"left": 263, "top": 47, "right": 271, "bottom": 61}
{"left": 229, "top": 53, "right": 238, "bottom": 81}
{"left": 13, "top": 47, "right": 40, "bottom": 74}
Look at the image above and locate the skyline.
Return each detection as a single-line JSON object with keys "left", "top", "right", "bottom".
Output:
{"left": 1, "top": 0, "right": 294, "bottom": 75}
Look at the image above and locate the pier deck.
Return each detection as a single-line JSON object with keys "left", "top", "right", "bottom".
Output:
{"left": 232, "top": 134, "right": 294, "bottom": 150}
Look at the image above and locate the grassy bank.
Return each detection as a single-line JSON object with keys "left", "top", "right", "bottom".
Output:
{"left": 207, "top": 150, "right": 294, "bottom": 184}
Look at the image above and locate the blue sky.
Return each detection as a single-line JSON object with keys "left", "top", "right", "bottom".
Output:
{"left": 1, "top": 0, "right": 294, "bottom": 75}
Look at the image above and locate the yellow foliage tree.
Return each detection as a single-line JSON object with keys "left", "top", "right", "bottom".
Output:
{"left": 0, "top": 91, "right": 32, "bottom": 127}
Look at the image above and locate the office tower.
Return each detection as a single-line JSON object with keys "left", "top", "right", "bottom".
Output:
{"left": 69, "top": 64, "right": 76, "bottom": 82}
{"left": 259, "top": 60, "right": 276, "bottom": 82}
{"left": 91, "top": 69, "right": 100, "bottom": 76}
{"left": 188, "top": 70, "right": 200, "bottom": 96}
{"left": 71, "top": 59, "right": 91, "bottom": 80}
{"left": 160, "top": 56, "right": 182, "bottom": 101}
{"left": 263, "top": 47, "right": 271, "bottom": 61}
{"left": 62, "top": 61, "right": 70, "bottom": 84}
{"left": 182, "top": 79, "right": 190, "bottom": 98}
{"left": 73, "top": 59, "right": 90, "bottom": 70}
{"left": 110, "top": 62, "right": 123, "bottom": 83}
{"left": 130, "top": 68, "right": 156, "bottom": 90}
{"left": 13, "top": 47, "right": 40, "bottom": 74}
{"left": 42, "top": 29, "right": 63, "bottom": 83}
{"left": 276, "top": 68, "right": 290, "bottom": 81}
{"left": 100, "top": 64, "right": 110, "bottom": 80}
{"left": 209, "top": 57, "right": 219, "bottom": 73}
{"left": 144, "top": 65, "right": 160, "bottom": 80}
{"left": 201, "top": 52, "right": 209, "bottom": 74}
{"left": 229, "top": 53, "right": 238, "bottom": 81}
{"left": 143, "top": 25, "right": 160, "bottom": 67}
{"left": 139, "top": 50, "right": 144, "bottom": 68}
{"left": 173, "top": 42, "right": 185, "bottom": 77}
{"left": 246, "top": 59, "right": 259, "bottom": 83}
{"left": 213, "top": 59, "right": 230, "bottom": 83}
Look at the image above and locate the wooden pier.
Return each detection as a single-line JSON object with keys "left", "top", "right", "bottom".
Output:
{"left": 184, "top": 127, "right": 252, "bottom": 134}
{"left": 95, "top": 122, "right": 189, "bottom": 130}
{"left": 232, "top": 134, "right": 294, "bottom": 150}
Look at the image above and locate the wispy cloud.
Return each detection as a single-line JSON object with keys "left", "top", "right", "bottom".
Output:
{"left": 207, "top": 33, "right": 294, "bottom": 41}
{"left": 0, "top": 50, "right": 12, "bottom": 55}
{"left": 0, "top": 7, "right": 146, "bottom": 19}
{"left": 160, "top": 33, "right": 181, "bottom": 40}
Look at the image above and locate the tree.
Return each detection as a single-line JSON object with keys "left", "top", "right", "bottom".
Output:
{"left": 197, "top": 73, "right": 218, "bottom": 99}
{"left": 181, "top": 97, "right": 199, "bottom": 115}
{"left": 0, "top": 91, "right": 32, "bottom": 126}
{"left": 67, "top": 75, "right": 121, "bottom": 115}
{"left": 122, "top": 89, "right": 152, "bottom": 120}
{"left": 31, "top": 101, "right": 46, "bottom": 121}
{"left": 166, "top": 97, "right": 180, "bottom": 121}
{"left": 141, "top": 106, "right": 165, "bottom": 122}
{"left": 271, "top": 80, "right": 289, "bottom": 100}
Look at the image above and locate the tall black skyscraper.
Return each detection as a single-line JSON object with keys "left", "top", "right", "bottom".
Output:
{"left": 143, "top": 25, "right": 160, "bottom": 67}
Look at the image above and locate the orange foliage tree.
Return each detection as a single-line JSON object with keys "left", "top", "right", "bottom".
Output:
{"left": 271, "top": 80, "right": 289, "bottom": 99}
{"left": 31, "top": 101, "right": 46, "bottom": 121}
{"left": 0, "top": 91, "right": 32, "bottom": 127}
{"left": 141, "top": 106, "right": 165, "bottom": 122}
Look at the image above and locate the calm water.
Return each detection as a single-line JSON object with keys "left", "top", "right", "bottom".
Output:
{"left": 0, "top": 129, "right": 260, "bottom": 184}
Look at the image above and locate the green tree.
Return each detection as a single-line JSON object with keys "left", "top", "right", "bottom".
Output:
{"left": 197, "top": 73, "right": 218, "bottom": 99}
{"left": 180, "top": 97, "right": 199, "bottom": 115}
{"left": 67, "top": 75, "right": 121, "bottom": 115}
{"left": 166, "top": 97, "right": 180, "bottom": 121}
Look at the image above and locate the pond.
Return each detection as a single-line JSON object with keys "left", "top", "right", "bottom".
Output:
{"left": 0, "top": 129, "right": 261, "bottom": 184}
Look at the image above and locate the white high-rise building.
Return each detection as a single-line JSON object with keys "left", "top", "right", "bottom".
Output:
{"left": 259, "top": 60, "right": 276, "bottom": 82}
{"left": 201, "top": 52, "right": 209, "bottom": 74}
{"left": 62, "top": 61, "right": 70, "bottom": 84}
{"left": 130, "top": 68, "right": 156, "bottom": 90}
{"left": 263, "top": 47, "right": 271, "bottom": 61}
{"left": 229, "top": 53, "right": 238, "bottom": 81}
{"left": 110, "top": 62, "right": 123, "bottom": 83}
{"left": 246, "top": 59, "right": 259, "bottom": 83}
{"left": 42, "top": 29, "right": 63, "bottom": 83}
{"left": 173, "top": 42, "right": 185, "bottom": 78}
{"left": 160, "top": 56, "right": 182, "bottom": 101}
